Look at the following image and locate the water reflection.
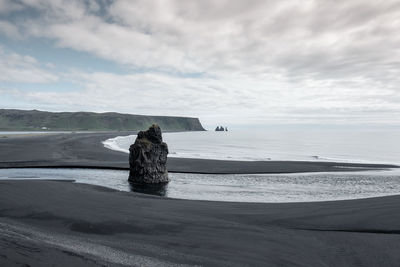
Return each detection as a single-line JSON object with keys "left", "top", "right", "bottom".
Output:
{"left": 128, "top": 182, "right": 168, "bottom": 196}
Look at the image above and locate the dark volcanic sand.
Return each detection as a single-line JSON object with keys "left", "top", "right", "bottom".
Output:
{"left": 0, "top": 132, "right": 400, "bottom": 266}
{"left": 0, "top": 132, "right": 397, "bottom": 172}
{"left": 1, "top": 180, "right": 400, "bottom": 266}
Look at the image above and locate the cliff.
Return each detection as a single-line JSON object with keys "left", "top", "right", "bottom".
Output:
{"left": 0, "top": 109, "right": 205, "bottom": 132}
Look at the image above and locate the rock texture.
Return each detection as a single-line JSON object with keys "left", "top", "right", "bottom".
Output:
{"left": 128, "top": 124, "right": 169, "bottom": 184}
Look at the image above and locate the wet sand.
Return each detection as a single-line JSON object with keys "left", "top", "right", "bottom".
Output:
{"left": 0, "top": 132, "right": 399, "bottom": 266}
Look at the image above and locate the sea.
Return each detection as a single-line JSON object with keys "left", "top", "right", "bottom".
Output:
{"left": 1, "top": 128, "right": 400, "bottom": 203}
{"left": 1, "top": 168, "right": 400, "bottom": 203}
{"left": 103, "top": 128, "right": 400, "bottom": 165}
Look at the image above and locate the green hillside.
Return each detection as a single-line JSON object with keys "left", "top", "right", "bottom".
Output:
{"left": 0, "top": 109, "right": 205, "bottom": 132}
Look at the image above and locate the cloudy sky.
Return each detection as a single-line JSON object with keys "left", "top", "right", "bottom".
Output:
{"left": 0, "top": 0, "right": 399, "bottom": 128}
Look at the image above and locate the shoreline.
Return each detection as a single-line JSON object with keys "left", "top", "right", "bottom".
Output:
{"left": 0, "top": 161, "right": 397, "bottom": 174}
{"left": 0, "top": 133, "right": 58, "bottom": 138}
{"left": 102, "top": 132, "right": 400, "bottom": 167}
{"left": 1, "top": 132, "right": 400, "bottom": 265}
{"left": 0, "top": 132, "right": 397, "bottom": 173}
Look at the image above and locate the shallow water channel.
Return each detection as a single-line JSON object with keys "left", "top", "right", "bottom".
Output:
{"left": 1, "top": 168, "right": 400, "bottom": 203}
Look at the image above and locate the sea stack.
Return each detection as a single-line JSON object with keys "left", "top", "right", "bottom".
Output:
{"left": 128, "top": 124, "right": 169, "bottom": 184}
{"left": 215, "top": 126, "right": 227, "bottom": 131}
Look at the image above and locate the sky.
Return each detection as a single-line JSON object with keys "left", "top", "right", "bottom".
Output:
{"left": 0, "top": 0, "right": 399, "bottom": 129}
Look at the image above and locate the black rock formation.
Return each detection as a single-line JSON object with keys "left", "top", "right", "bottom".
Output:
{"left": 215, "top": 126, "right": 227, "bottom": 131}
{"left": 128, "top": 124, "right": 169, "bottom": 184}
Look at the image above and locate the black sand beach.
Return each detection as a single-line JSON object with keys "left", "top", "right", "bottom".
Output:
{"left": 0, "top": 132, "right": 400, "bottom": 266}
{"left": 1, "top": 181, "right": 400, "bottom": 266}
{"left": 0, "top": 132, "right": 397, "bottom": 172}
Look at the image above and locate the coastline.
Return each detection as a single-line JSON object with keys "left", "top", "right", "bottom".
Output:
{"left": 0, "top": 132, "right": 397, "bottom": 173}
{"left": 0, "top": 133, "right": 57, "bottom": 138}
{"left": 1, "top": 132, "right": 400, "bottom": 266}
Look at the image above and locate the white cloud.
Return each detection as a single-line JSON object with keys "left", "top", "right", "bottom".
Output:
{"left": 4, "top": 69, "right": 398, "bottom": 126}
{"left": 0, "top": 0, "right": 24, "bottom": 14}
{"left": 0, "top": 20, "right": 21, "bottom": 39}
{"left": 1, "top": 0, "right": 400, "bottom": 125}
{"left": 0, "top": 47, "right": 58, "bottom": 83}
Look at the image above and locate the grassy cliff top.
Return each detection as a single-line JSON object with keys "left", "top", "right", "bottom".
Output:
{"left": 0, "top": 109, "right": 205, "bottom": 132}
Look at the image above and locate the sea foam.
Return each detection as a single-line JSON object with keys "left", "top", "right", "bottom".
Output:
{"left": 102, "top": 129, "right": 400, "bottom": 164}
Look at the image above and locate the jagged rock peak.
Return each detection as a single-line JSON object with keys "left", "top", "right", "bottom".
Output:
{"left": 137, "top": 123, "right": 163, "bottom": 143}
{"left": 215, "top": 126, "right": 227, "bottom": 131}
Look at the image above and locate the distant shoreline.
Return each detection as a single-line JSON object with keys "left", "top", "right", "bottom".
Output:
{"left": 0, "top": 132, "right": 397, "bottom": 173}
{"left": 0, "top": 108, "right": 206, "bottom": 131}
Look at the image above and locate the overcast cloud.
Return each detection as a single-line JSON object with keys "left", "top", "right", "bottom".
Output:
{"left": 0, "top": 0, "right": 399, "bottom": 127}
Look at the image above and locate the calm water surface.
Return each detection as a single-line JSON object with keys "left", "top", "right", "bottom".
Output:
{"left": 103, "top": 129, "right": 400, "bottom": 165}
{"left": 1, "top": 168, "right": 400, "bottom": 203}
